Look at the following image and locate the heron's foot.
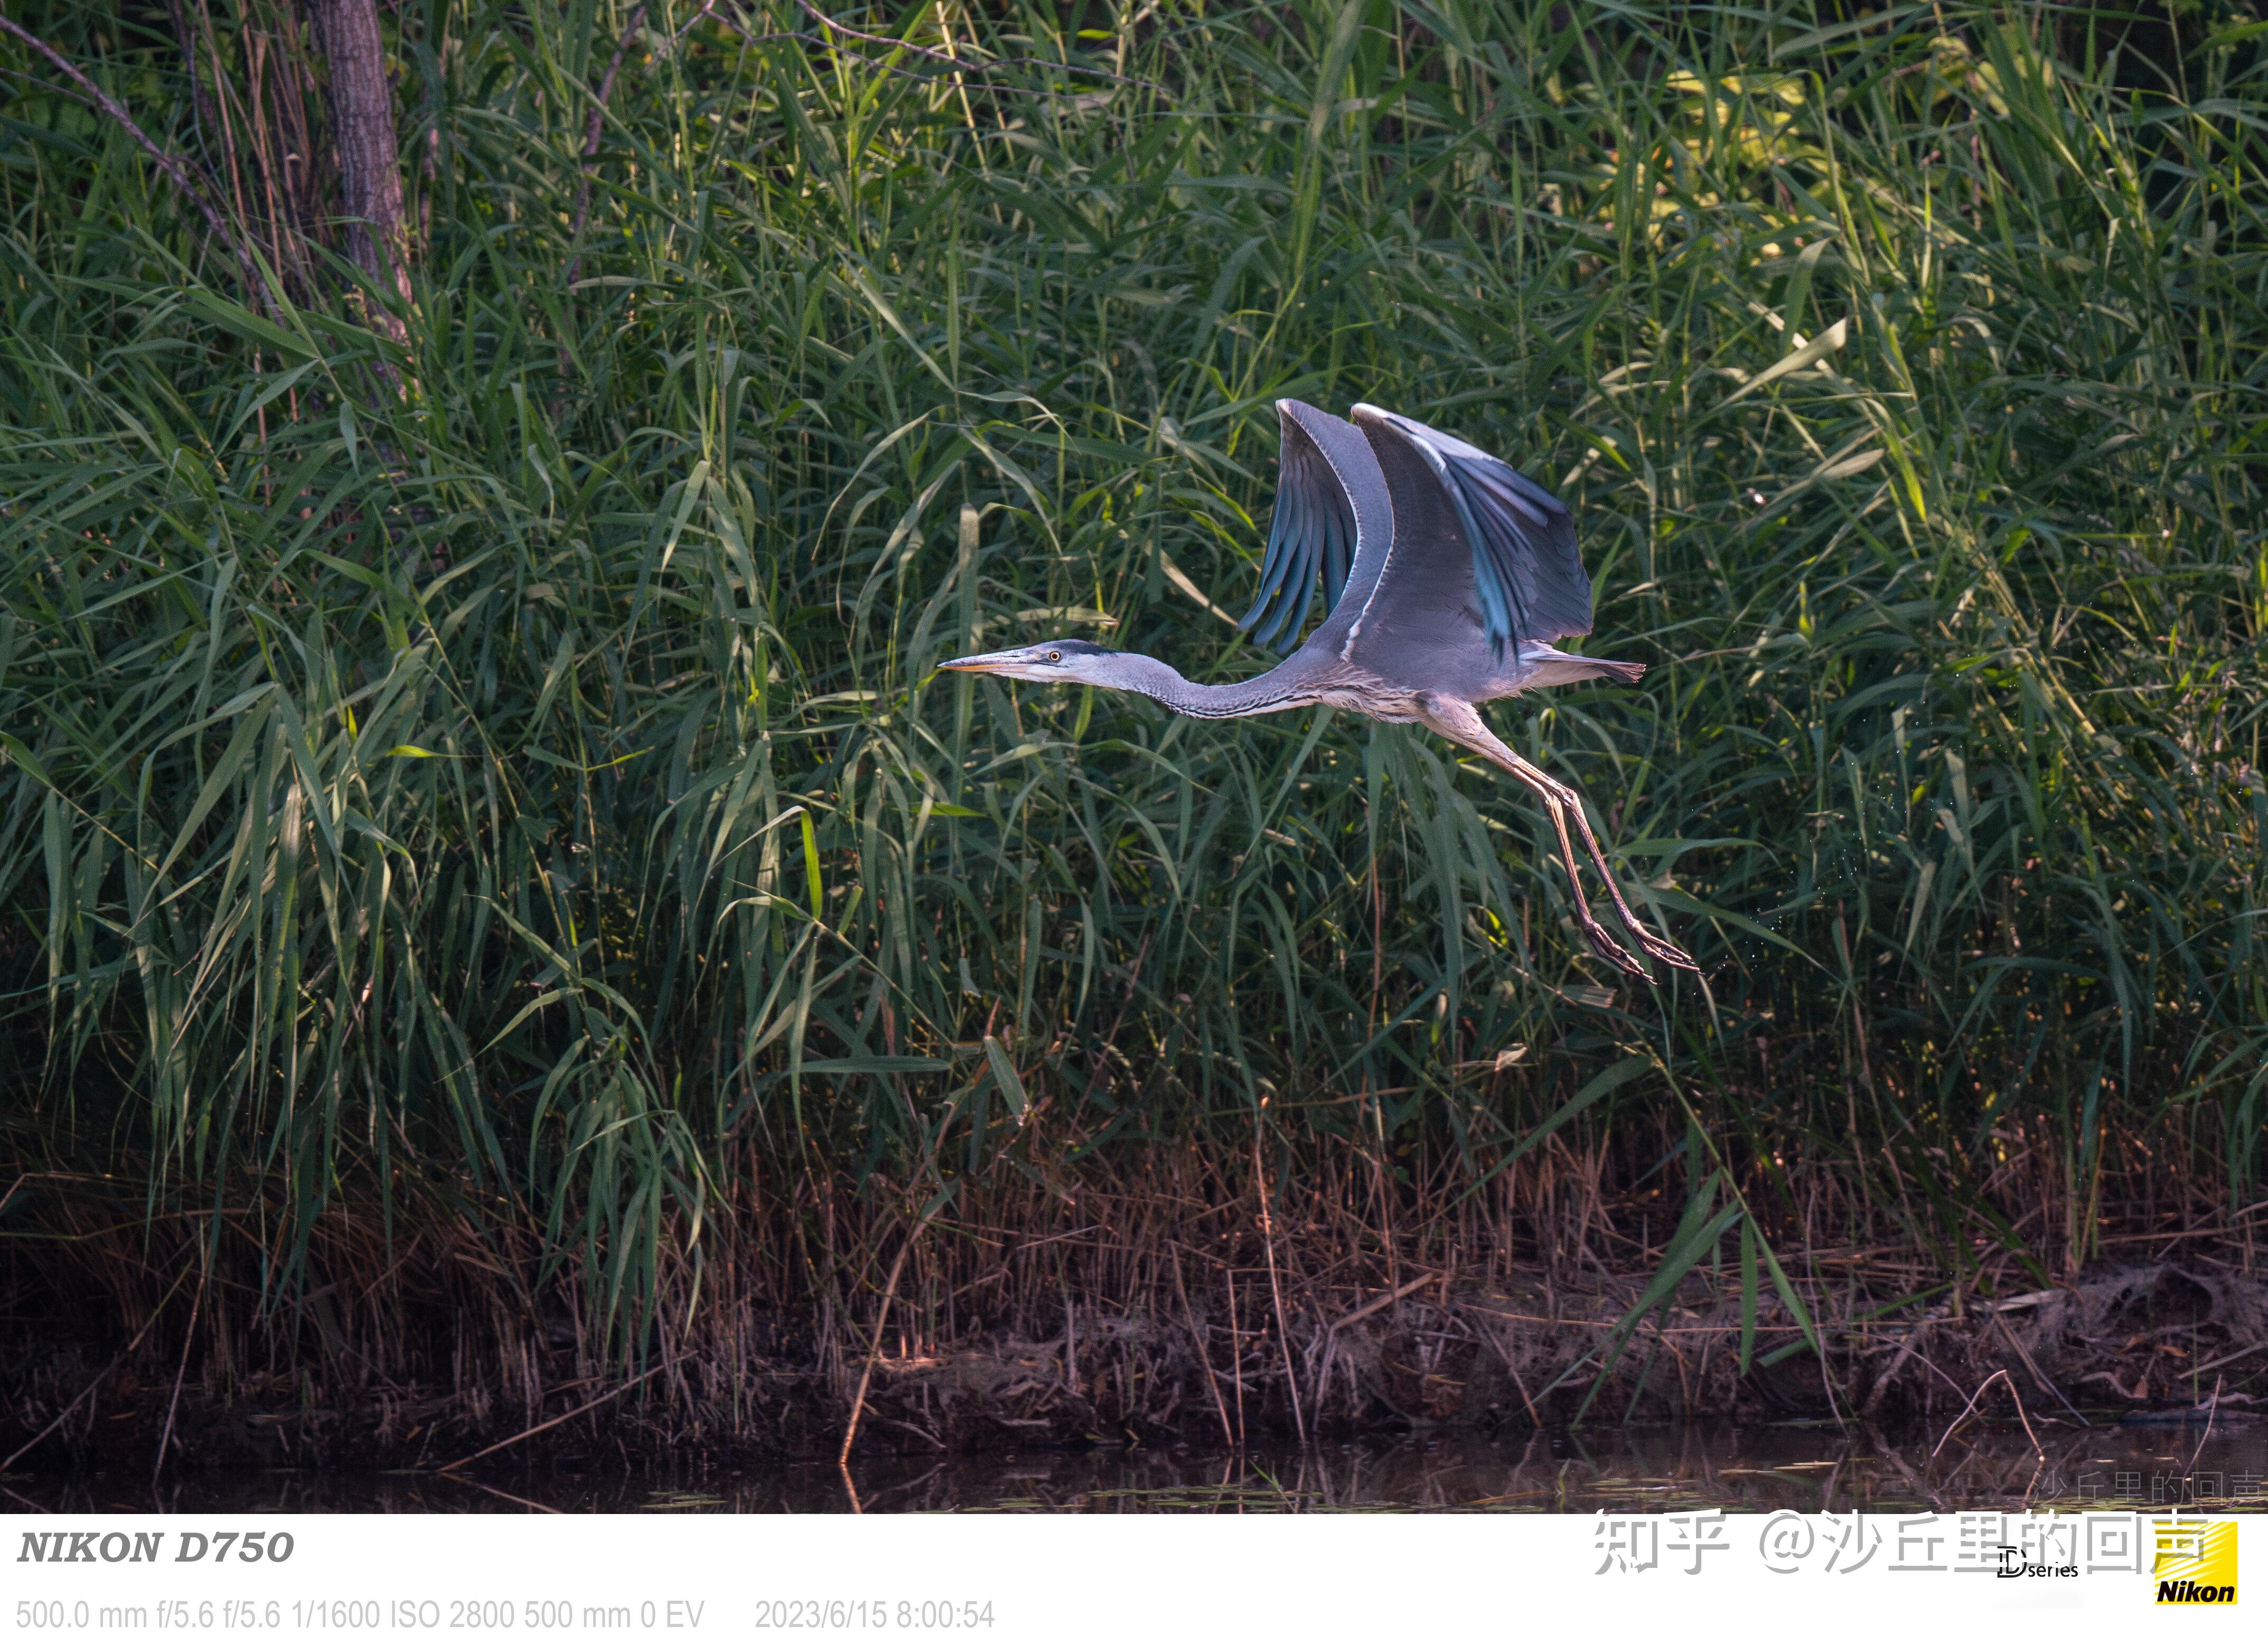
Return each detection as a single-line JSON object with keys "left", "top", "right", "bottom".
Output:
{"left": 1581, "top": 922, "right": 1654, "bottom": 982}
{"left": 1628, "top": 927, "right": 1701, "bottom": 975}
{"left": 1583, "top": 919, "right": 1700, "bottom": 980}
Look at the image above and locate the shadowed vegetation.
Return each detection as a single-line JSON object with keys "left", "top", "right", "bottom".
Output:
{"left": 1, "top": 0, "right": 2264, "bottom": 1438}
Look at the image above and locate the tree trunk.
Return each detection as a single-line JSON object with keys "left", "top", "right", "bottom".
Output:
{"left": 303, "top": 0, "right": 409, "bottom": 343}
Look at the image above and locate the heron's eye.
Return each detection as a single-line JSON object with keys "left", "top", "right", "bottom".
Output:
{"left": 1046, "top": 650, "right": 1062, "bottom": 662}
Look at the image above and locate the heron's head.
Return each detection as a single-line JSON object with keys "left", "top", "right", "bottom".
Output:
{"left": 936, "top": 637, "right": 1120, "bottom": 685}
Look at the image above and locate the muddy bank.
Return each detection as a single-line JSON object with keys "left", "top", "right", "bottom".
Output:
{"left": 7, "top": 1256, "right": 2261, "bottom": 1474}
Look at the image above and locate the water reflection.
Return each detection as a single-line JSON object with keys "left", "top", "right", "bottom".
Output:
{"left": 11, "top": 1417, "right": 2265, "bottom": 1514}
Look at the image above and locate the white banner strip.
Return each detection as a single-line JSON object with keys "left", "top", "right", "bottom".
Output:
{"left": 4, "top": 1512, "right": 2254, "bottom": 1633}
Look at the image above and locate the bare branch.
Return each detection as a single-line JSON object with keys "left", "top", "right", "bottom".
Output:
{"left": 587, "top": 6, "right": 652, "bottom": 161}
{"left": 565, "top": 4, "right": 650, "bottom": 289}
{"left": 0, "top": 12, "right": 266, "bottom": 302}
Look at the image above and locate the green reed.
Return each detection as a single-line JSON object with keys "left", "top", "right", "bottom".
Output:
{"left": 1, "top": 1, "right": 2262, "bottom": 1372}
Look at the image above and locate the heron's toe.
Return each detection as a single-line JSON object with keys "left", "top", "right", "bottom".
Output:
{"left": 1585, "top": 928, "right": 1652, "bottom": 982}
{"left": 1644, "top": 937, "right": 1702, "bottom": 974}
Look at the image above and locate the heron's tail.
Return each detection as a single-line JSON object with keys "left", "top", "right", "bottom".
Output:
{"left": 1515, "top": 646, "right": 1646, "bottom": 689}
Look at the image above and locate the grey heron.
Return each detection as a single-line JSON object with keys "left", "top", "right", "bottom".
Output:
{"left": 938, "top": 400, "right": 1697, "bottom": 979}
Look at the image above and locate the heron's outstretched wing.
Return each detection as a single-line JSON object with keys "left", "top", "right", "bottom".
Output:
{"left": 1239, "top": 401, "right": 1362, "bottom": 654}
{"left": 1351, "top": 406, "right": 1592, "bottom": 649}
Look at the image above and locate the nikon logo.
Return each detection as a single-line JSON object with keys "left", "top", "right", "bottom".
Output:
{"left": 2158, "top": 1582, "right": 2236, "bottom": 1605}
{"left": 2152, "top": 1519, "right": 2237, "bottom": 1609}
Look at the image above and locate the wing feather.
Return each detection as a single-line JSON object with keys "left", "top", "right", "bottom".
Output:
{"left": 1364, "top": 410, "right": 1593, "bottom": 650}
{"left": 1248, "top": 482, "right": 1308, "bottom": 650}
{"left": 1239, "top": 412, "right": 1359, "bottom": 654}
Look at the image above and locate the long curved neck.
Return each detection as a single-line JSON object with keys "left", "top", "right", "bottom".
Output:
{"left": 1095, "top": 652, "right": 1314, "bottom": 719}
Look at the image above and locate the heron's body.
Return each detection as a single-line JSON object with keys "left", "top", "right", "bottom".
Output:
{"left": 1069, "top": 641, "right": 1630, "bottom": 722}
{"left": 940, "top": 400, "right": 1697, "bottom": 978}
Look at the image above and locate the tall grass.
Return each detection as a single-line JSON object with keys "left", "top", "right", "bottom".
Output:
{"left": 2, "top": 1, "right": 2263, "bottom": 1408}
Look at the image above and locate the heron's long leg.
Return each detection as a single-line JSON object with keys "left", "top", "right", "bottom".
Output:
{"left": 1418, "top": 696, "right": 1698, "bottom": 978}
{"left": 1516, "top": 755, "right": 1700, "bottom": 975}
{"left": 1491, "top": 753, "right": 1651, "bottom": 979}
{"left": 1420, "top": 705, "right": 1647, "bottom": 976}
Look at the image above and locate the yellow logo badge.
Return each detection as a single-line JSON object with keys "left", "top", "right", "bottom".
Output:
{"left": 2154, "top": 1519, "right": 2237, "bottom": 1606}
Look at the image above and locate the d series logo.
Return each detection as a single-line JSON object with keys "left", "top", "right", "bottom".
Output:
{"left": 1994, "top": 1547, "right": 2079, "bottom": 1581}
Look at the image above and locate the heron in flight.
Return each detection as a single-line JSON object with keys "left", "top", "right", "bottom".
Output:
{"left": 938, "top": 400, "right": 1697, "bottom": 979}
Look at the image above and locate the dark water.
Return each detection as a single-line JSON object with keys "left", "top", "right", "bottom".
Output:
{"left": 11, "top": 1416, "right": 2268, "bottom": 1513}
